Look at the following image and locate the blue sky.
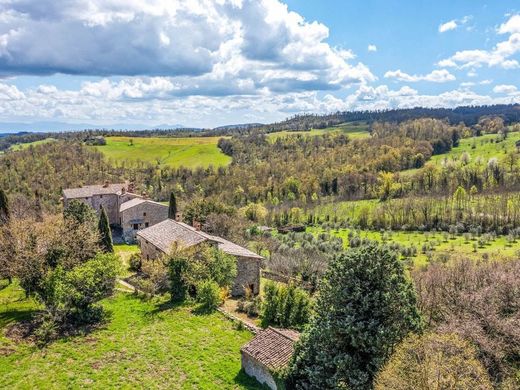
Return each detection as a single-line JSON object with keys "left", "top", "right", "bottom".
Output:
{"left": 0, "top": 0, "right": 519, "bottom": 130}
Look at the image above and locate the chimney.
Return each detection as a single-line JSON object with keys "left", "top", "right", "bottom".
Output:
{"left": 127, "top": 182, "right": 135, "bottom": 193}
{"left": 193, "top": 220, "right": 201, "bottom": 231}
{"left": 103, "top": 180, "right": 109, "bottom": 188}
{"left": 175, "top": 211, "right": 183, "bottom": 222}
{"left": 121, "top": 187, "right": 126, "bottom": 194}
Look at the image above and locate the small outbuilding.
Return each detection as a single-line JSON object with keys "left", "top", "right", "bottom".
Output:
{"left": 241, "top": 327, "right": 300, "bottom": 390}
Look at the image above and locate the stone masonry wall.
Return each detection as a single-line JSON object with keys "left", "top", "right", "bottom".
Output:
{"left": 241, "top": 352, "right": 277, "bottom": 390}
{"left": 121, "top": 202, "right": 168, "bottom": 243}
{"left": 232, "top": 257, "right": 260, "bottom": 296}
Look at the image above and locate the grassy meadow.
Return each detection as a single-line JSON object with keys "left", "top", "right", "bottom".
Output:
{"left": 8, "top": 138, "right": 57, "bottom": 151}
{"left": 0, "top": 279, "right": 264, "bottom": 389}
{"left": 92, "top": 136, "right": 232, "bottom": 169}
{"left": 267, "top": 121, "right": 370, "bottom": 141}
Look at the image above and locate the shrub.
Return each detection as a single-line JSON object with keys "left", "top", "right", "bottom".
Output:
{"left": 375, "top": 333, "right": 493, "bottom": 390}
{"left": 128, "top": 253, "right": 142, "bottom": 272}
{"left": 196, "top": 280, "right": 221, "bottom": 312}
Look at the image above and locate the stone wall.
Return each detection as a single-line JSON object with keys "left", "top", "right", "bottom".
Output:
{"left": 121, "top": 201, "right": 168, "bottom": 243}
{"left": 64, "top": 194, "right": 119, "bottom": 225}
{"left": 241, "top": 352, "right": 277, "bottom": 390}
{"left": 138, "top": 238, "right": 164, "bottom": 261}
{"left": 232, "top": 257, "right": 261, "bottom": 296}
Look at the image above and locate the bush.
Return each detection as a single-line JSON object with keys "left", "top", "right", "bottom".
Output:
{"left": 375, "top": 333, "right": 493, "bottom": 390}
{"left": 261, "top": 281, "right": 311, "bottom": 330}
{"left": 128, "top": 253, "right": 142, "bottom": 272}
{"left": 196, "top": 280, "right": 221, "bottom": 312}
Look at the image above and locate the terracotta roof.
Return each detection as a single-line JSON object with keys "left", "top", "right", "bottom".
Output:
{"left": 63, "top": 183, "right": 126, "bottom": 199}
{"left": 241, "top": 327, "right": 300, "bottom": 371}
{"left": 119, "top": 198, "right": 167, "bottom": 213}
{"left": 136, "top": 219, "right": 263, "bottom": 259}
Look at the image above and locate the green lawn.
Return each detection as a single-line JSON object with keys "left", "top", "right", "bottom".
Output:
{"left": 307, "top": 226, "right": 518, "bottom": 267}
{"left": 0, "top": 281, "right": 264, "bottom": 389}
{"left": 114, "top": 244, "right": 140, "bottom": 278}
{"left": 91, "top": 136, "right": 232, "bottom": 169}
{"left": 267, "top": 121, "right": 370, "bottom": 141}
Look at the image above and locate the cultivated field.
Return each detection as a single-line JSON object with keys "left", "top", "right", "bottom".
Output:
{"left": 0, "top": 280, "right": 264, "bottom": 389}
{"left": 92, "top": 136, "right": 232, "bottom": 169}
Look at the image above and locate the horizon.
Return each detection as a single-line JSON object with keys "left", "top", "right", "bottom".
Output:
{"left": 0, "top": 0, "right": 519, "bottom": 129}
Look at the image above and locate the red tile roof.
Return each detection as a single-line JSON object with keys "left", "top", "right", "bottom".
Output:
{"left": 241, "top": 327, "right": 300, "bottom": 371}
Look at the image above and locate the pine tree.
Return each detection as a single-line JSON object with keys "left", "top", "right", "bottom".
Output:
{"left": 0, "top": 189, "right": 9, "bottom": 224}
{"left": 168, "top": 192, "right": 177, "bottom": 219}
{"left": 287, "top": 242, "right": 422, "bottom": 390}
{"left": 98, "top": 207, "right": 113, "bottom": 253}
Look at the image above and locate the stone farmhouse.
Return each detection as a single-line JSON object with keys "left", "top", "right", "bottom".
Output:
{"left": 241, "top": 327, "right": 300, "bottom": 390}
{"left": 136, "top": 219, "right": 263, "bottom": 296}
{"left": 62, "top": 182, "right": 168, "bottom": 243}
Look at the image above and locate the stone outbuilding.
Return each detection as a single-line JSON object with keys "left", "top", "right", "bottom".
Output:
{"left": 136, "top": 219, "right": 263, "bottom": 296}
{"left": 241, "top": 327, "right": 300, "bottom": 390}
{"left": 119, "top": 198, "right": 169, "bottom": 242}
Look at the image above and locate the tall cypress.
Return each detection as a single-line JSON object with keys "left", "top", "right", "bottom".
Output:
{"left": 0, "top": 189, "right": 9, "bottom": 225}
{"left": 168, "top": 192, "right": 177, "bottom": 219}
{"left": 98, "top": 207, "right": 113, "bottom": 253}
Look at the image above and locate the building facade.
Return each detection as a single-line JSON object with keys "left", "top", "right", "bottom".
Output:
{"left": 136, "top": 219, "right": 263, "bottom": 296}
{"left": 119, "top": 198, "right": 169, "bottom": 242}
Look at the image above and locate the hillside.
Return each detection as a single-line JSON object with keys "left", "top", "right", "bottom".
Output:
{"left": 91, "top": 136, "right": 232, "bottom": 169}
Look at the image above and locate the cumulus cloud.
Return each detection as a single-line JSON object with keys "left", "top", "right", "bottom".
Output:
{"left": 439, "top": 20, "right": 458, "bottom": 33}
{"left": 384, "top": 69, "right": 456, "bottom": 83}
{"left": 439, "top": 14, "right": 520, "bottom": 69}
{"left": 368, "top": 44, "right": 377, "bottom": 52}
{"left": 0, "top": 0, "right": 374, "bottom": 96}
{"left": 493, "top": 84, "right": 518, "bottom": 95}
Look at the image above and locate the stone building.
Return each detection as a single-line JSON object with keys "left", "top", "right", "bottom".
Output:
{"left": 62, "top": 182, "right": 169, "bottom": 242}
{"left": 136, "top": 219, "right": 263, "bottom": 296}
{"left": 119, "top": 198, "right": 169, "bottom": 242}
{"left": 241, "top": 327, "right": 300, "bottom": 390}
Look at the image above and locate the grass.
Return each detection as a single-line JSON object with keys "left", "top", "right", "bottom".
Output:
{"left": 403, "top": 131, "right": 520, "bottom": 175}
{"left": 267, "top": 121, "right": 370, "bottom": 141}
{"left": 0, "top": 281, "right": 265, "bottom": 389}
{"left": 307, "top": 226, "right": 518, "bottom": 267}
{"left": 114, "top": 244, "right": 139, "bottom": 278}
{"left": 91, "top": 136, "right": 232, "bottom": 169}
{"left": 8, "top": 138, "right": 57, "bottom": 151}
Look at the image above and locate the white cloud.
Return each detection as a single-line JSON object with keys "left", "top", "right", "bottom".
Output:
{"left": 384, "top": 69, "right": 456, "bottom": 83}
{"left": 438, "top": 16, "right": 471, "bottom": 33}
{"left": 0, "top": 0, "right": 374, "bottom": 96}
{"left": 368, "top": 44, "right": 377, "bottom": 52}
{"left": 493, "top": 84, "right": 518, "bottom": 95}
{"left": 439, "top": 14, "right": 520, "bottom": 69}
{"left": 439, "top": 20, "right": 458, "bottom": 33}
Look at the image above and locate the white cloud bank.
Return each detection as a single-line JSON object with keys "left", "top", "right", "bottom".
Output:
{"left": 438, "top": 16, "right": 471, "bottom": 33}
{"left": 0, "top": 0, "right": 374, "bottom": 96}
{"left": 368, "top": 44, "right": 377, "bottom": 52}
{"left": 384, "top": 69, "right": 456, "bottom": 83}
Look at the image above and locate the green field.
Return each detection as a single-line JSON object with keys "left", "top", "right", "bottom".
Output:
{"left": 0, "top": 280, "right": 263, "bottom": 389}
{"left": 307, "top": 226, "right": 518, "bottom": 267}
{"left": 92, "top": 136, "right": 232, "bottom": 169}
{"left": 267, "top": 122, "right": 370, "bottom": 141}
{"left": 8, "top": 138, "right": 57, "bottom": 151}
{"left": 403, "top": 131, "right": 520, "bottom": 175}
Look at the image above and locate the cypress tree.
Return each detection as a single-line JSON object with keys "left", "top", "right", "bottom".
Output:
{"left": 0, "top": 189, "right": 9, "bottom": 225}
{"left": 168, "top": 192, "right": 177, "bottom": 219}
{"left": 98, "top": 207, "right": 113, "bottom": 253}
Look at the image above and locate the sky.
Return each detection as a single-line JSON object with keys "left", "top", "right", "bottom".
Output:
{"left": 0, "top": 0, "right": 519, "bottom": 130}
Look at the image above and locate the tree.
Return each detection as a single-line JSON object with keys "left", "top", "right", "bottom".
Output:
{"left": 64, "top": 200, "right": 97, "bottom": 227}
{"left": 375, "top": 333, "right": 493, "bottom": 390}
{"left": 288, "top": 242, "right": 422, "bottom": 390}
{"left": 168, "top": 192, "right": 177, "bottom": 219}
{"left": 98, "top": 207, "right": 113, "bottom": 253}
{"left": 0, "top": 188, "right": 9, "bottom": 224}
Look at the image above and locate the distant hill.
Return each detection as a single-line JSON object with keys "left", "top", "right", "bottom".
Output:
{"left": 213, "top": 123, "right": 264, "bottom": 131}
{"left": 0, "top": 121, "right": 187, "bottom": 134}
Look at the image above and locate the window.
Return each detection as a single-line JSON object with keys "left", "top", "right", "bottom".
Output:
{"left": 145, "top": 222, "right": 149, "bottom": 228}
{"left": 133, "top": 223, "right": 139, "bottom": 230}
{"left": 100, "top": 195, "right": 103, "bottom": 199}
{"left": 143, "top": 212, "right": 147, "bottom": 216}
